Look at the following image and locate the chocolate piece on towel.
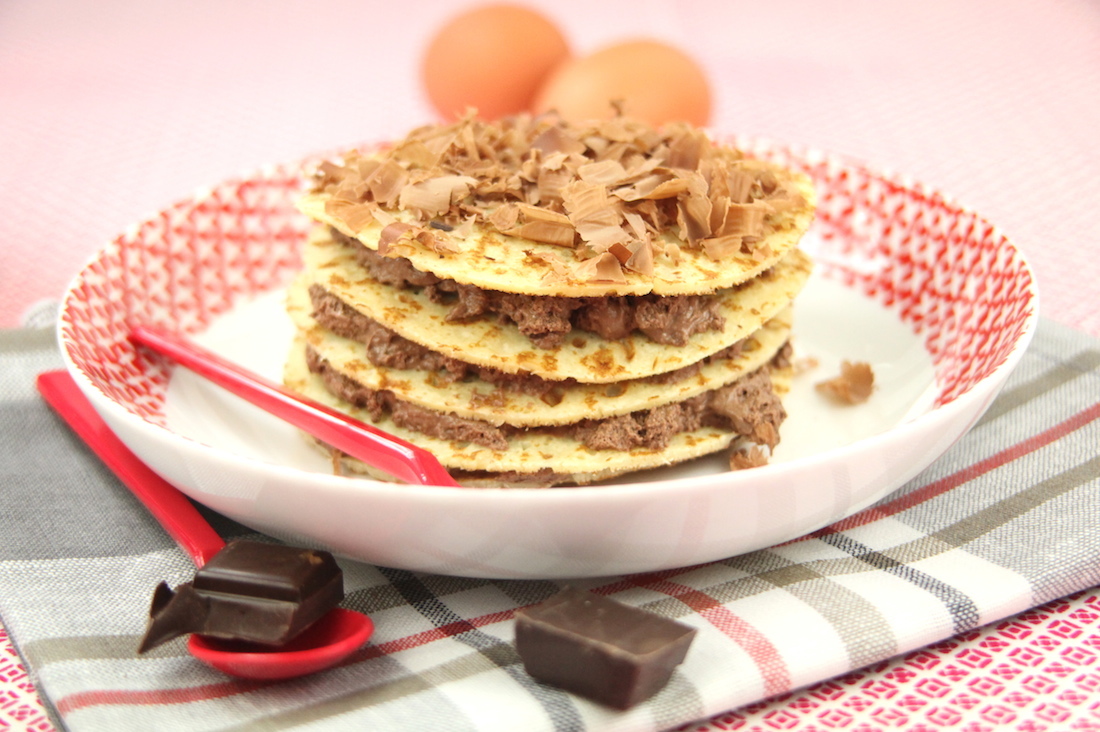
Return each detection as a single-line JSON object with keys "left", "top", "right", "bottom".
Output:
{"left": 515, "top": 586, "right": 696, "bottom": 709}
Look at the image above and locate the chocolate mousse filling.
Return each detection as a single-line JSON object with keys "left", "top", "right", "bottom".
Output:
{"left": 306, "top": 346, "right": 787, "bottom": 454}
{"left": 308, "top": 284, "right": 774, "bottom": 400}
{"left": 330, "top": 228, "right": 725, "bottom": 349}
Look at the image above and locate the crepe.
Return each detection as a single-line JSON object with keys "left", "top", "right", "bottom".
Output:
{"left": 301, "top": 227, "right": 811, "bottom": 383}
{"left": 288, "top": 274, "right": 794, "bottom": 427}
{"left": 285, "top": 337, "right": 793, "bottom": 487}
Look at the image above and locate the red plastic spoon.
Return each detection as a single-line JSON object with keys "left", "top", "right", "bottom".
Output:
{"left": 129, "top": 325, "right": 459, "bottom": 487}
{"left": 36, "top": 370, "right": 375, "bottom": 680}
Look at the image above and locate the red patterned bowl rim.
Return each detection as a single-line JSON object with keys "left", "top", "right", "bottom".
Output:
{"left": 734, "top": 135, "right": 1038, "bottom": 407}
{"left": 58, "top": 140, "right": 1039, "bottom": 455}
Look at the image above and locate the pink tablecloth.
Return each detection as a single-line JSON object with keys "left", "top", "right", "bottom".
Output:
{"left": 2, "top": 1, "right": 1098, "bottom": 729}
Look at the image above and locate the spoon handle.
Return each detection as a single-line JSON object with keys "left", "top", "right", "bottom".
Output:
{"left": 36, "top": 370, "right": 226, "bottom": 567}
{"left": 129, "top": 325, "right": 459, "bottom": 487}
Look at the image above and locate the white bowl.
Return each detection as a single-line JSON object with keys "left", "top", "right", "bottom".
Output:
{"left": 58, "top": 142, "right": 1038, "bottom": 579}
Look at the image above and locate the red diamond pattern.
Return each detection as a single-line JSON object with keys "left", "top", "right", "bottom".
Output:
{"left": 58, "top": 164, "right": 309, "bottom": 425}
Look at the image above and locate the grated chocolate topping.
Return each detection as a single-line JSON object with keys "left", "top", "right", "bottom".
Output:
{"left": 310, "top": 113, "right": 807, "bottom": 285}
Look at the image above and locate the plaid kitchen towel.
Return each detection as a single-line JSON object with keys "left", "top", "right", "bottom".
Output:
{"left": 1, "top": 318, "right": 1098, "bottom": 732}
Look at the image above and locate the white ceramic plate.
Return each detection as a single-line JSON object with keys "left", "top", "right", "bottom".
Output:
{"left": 58, "top": 142, "right": 1039, "bottom": 578}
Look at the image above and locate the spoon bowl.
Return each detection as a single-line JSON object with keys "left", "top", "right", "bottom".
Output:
{"left": 36, "top": 369, "right": 375, "bottom": 679}
{"left": 189, "top": 608, "right": 374, "bottom": 680}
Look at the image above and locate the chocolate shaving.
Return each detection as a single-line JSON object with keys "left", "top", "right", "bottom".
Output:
{"left": 398, "top": 175, "right": 477, "bottom": 217}
{"left": 730, "top": 445, "right": 769, "bottom": 470}
{"left": 497, "top": 203, "right": 576, "bottom": 247}
{"left": 573, "top": 252, "right": 627, "bottom": 284}
{"left": 366, "top": 159, "right": 407, "bottom": 206}
{"left": 701, "top": 234, "right": 743, "bottom": 261}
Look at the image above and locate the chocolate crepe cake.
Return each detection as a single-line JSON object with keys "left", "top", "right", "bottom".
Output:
{"left": 285, "top": 113, "right": 815, "bottom": 486}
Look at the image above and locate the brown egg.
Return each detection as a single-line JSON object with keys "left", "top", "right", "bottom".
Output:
{"left": 422, "top": 4, "right": 570, "bottom": 120}
{"left": 533, "top": 39, "right": 711, "bottom": 127}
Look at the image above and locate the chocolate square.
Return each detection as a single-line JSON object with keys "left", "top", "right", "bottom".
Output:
{"left": 138, "top": 539, "right": 344, "bottom": 652}
{"left": 515, "top": 587, "right": 696, "bottom": 709}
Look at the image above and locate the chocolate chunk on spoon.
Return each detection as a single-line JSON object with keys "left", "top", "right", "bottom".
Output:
{"left": 139, "top": 539, "right": 344, "bottom": 653}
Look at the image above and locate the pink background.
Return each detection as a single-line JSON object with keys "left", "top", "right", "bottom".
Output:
{"left": 2, "top": 1, "right": 1098, "bottom": 729}
{"left": 2, "top": 0, "right": 1099, "bottom": 336}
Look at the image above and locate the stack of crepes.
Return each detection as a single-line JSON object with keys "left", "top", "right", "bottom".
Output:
{"left": 285, "top": 114, "right": 816, "bottom": 487}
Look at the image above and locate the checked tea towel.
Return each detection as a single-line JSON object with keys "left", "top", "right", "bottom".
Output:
{"left": 1, "top": 318, "right": 1098, "bottom": 732}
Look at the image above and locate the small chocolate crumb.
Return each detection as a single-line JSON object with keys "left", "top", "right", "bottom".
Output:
{"left": 794, "top": 355, "right": 820, "bottom": 376}
{"left": 730, "top": 445, "right": 769, "bottom": 470}
{"left": 816, "top": 360, "right": 874, "bottom": 404}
